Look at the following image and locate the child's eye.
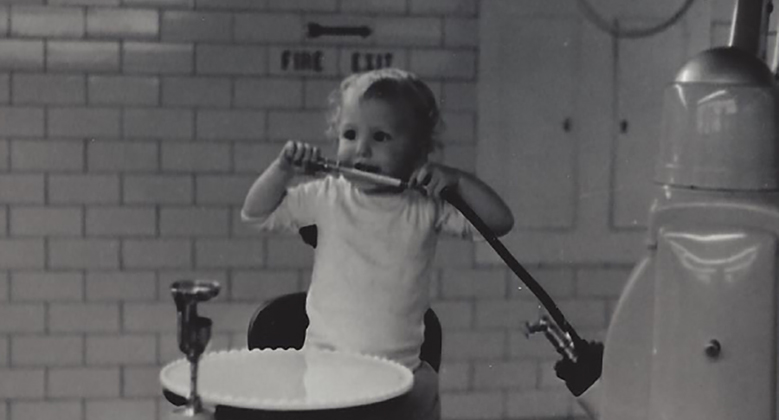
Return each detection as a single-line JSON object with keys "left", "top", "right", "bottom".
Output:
{"left": 373, "top": 132, "right": 390, "bottom": 142}
{"left": 342, "top": 129, "right": 356, "bottom": 140}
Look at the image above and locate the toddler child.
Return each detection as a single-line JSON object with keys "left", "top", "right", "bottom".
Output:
{"left": 242, "top": 68, "right": 514, "bottom": 420}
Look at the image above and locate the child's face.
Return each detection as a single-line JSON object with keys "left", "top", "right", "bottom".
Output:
{"left": 335, "top": 89, "right": 423, "bottom": 192}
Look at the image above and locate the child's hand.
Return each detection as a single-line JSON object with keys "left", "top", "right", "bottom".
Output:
{"left": 276, "top": 140, "right": 322, "bottom": 174}
{"left": 408, "top": 163, "right": 461, "bottom": 198}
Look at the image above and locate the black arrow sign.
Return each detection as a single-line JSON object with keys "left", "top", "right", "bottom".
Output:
{"left": 307, "top": 23, "right": 372, "bottom": 38}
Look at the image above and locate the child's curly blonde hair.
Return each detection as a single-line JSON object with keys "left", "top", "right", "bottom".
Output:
{"left": 326, "top": 68, "right": 443, "bottom": 157}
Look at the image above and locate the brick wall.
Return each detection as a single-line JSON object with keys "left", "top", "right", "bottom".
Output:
{"left": 0, "top": 0, "right": 734, "bottom": 419}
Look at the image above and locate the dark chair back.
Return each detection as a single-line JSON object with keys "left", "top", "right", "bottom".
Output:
{"left": 246, "top": 291, "right": 442, "bottom": 372}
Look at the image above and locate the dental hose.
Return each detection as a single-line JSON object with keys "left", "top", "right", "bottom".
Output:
{"left": 307, "top": 159, "right": 584, "bottom": 350}
{"left": 438, "top": 187, "right": 584, "bottom": 348}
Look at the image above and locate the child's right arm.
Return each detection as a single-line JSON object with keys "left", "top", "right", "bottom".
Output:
{"left": 241, "top": 140, "right": 321, "bottom": 221}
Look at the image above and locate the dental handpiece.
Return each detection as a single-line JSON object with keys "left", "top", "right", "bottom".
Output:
{"left": 306, "top": 159, "right": 411, "bottom": 190}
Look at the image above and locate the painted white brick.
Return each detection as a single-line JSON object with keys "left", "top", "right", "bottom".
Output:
{"left": 123, "top": 366, "right": 162, "bottom": 397}
{"left": 431, "top": 300, "right": 473, "bottom": 330}
{"left": 475, "top": 299, "right": 541, "bottom": 329}
{"left": 442, "top": 144, "right": 476, "bottom": 172}
{"left": 48, "top": 368, "right": 120, "bottom": 398}
{"left": 47, "top": 41, "right": 119, "bottom": 72}
{"left": 124, "top": 108, "right": 194, "bottom": 140}
{"left": 123, "top": 42, "right": 193, "bottom": 74}
{"left": 0, "top": 140, "right": 6, "bottom": 172}
{"left": 410, "top": 0, "right": 477, "bottom": 15}
{"left": 87, "top": 141, "right": 158, "bottom": 172}
{"left": 374, "top": 17, "right": 442, "bottom": 46}
{"left": 303, "top": 79, "right": 340, "bottom": 109}
{"left": 196, "top": 44, "right": 266, "bottom": 75}
{"left": 441, "top": 268, "right": 506, "bottom": 298}
{"left": 441, "top": 82, "right": 476, "bottom": 111}
{"left": 161, "top": 142, "right": 231, "bottom": 172}
{"left": 0, "top": 74, "right": 8, "bottom": 104}
{"left": 195, "top": 174, "right": 255, "bottom": 205}
{"left": 0, "top": 272, "right": 7, "bottom": 301}
{"left": 196, "top": 0, "right": 265, "bottom": 9}
{"left": 444, "top": 17, "right": 478, "bottom": 47}
{"left": 557, "top": 300, "right": 608, "bottom": 329}
{"left": 234, "top": 143, "right": 283, "bottom": 173}
{"left": 162, "top": 11, "right": 231, "bottom": 42}
{"left": 13, "top": 74, "right": 85, "bottom": 105}
{"left": 86, "top": 207, "right": 156, "bottom": 236}
{"left": 234, "top": 13, "right": 302, "bottom": 43}
{"left": 48, "top": 107, "right": 121, "bottom": 138}
{"left": 474, "top": 361, "right": 537, "bottom": 390}
{"left": 0, "top": 40, "right": 43, "bottom": 70}
{"left": 0, "top": 304, "right": 45, "bottom": 332}
{"left": 11, "top": 139, "right": 83, "bottom": 171}
{"left": 0, "top": 369, "right": 44, "bottom": 398}
{"left": 85, "top": 399, "right": 156, "bottom": 420}
{"left": 267, "top": 0, "right": 336, "bottom": 11}
{"left": 196, "top": 239, "right": 263, "bottom": 268}
{"left": 49, "top": 303, "right": 120, "bottom": 332}
{"left": 87, "top": 8, "right": 158, "bottom": 39}
{"left": 265, "top": 236, "right": 313, "bottom": 268}
{"left": 441, "top": 111, "right": 475, "bottom": 143}
{"left": 123, "top": 302, "right": 176, "bottom": 332}
{"left": 10, "top": 207, "right": 82, "bottom": 236}
{"left": 196, "top": 109, "right": 265, "bottom": 140}
{"left": 49, "top": 174, "right": 120, "bottom": 204}
{"left": 123, "top": 239, "right": 192, "bottom": 268}
{"left": 440, "top": 392, "right": 504, "bottom": 419}
{"left": 438, "top": 361, "right": 469, "bottom": 391}
{"left": 85, "top": 270, "right": 157, "bottom": 301}
{"left": 125, "top": 0, "right": 191, "bottom": 6}
{"left": 0, "top": 174, "right": 44, "bottom": 203}
{"left": 11, "top": 6, "right": 84, "bottom": 38}
{"left": 576, "top": 266, "right": 632, "bottom": 297}
{"left": 433, "top": 239, "right": 473, "bottom": 268}
{"left": 11, "top": 271, "right": 83, "bottom": 301}
{"left": 341, "top": 0, "right": 406, "bottom": 13}
{"left": 0, "top": 239, "right": 44, "bottom": 268}
{"left": 0, "top": 106, "right": 44, "bottom": 137}
{"left": 160, "top": 207, "right": 229, "bottom": 236}
{"left": 234, "top": 78, "right": 303, "bottom": 109}
{"left": 11, "top": 335, "right": 83, "bottom": 366}
{"left": 162, "top": 76, "right": 231, "bottom": 107}
{"left": 86, "top": 335, "right": 157, "bottom": 364}
{"left": 410, "top": 49, "right": 477, "bottom": 80}
{"left": 506, "top": 389, "right": 574, "bottom": 419}
{"left": 267, "top": 110, "right": 327, "bottom": 142}
{"left": 11, "top": 401, "right": 82, "bottom": 420}
{"left": 49, "top": 239, "right": 120, "bottom": 269}
{"left": 88, "top": 75, "right": 159, "bottom": 106}
{"left": 124, "top": 175, "right": 193, "bottom": 204}
{"left": 230, "top": 269, "right": 300, "bottom": 300}
{"left": 443, "top": 331, "right": 505, "bottom": 360}
{"left": 0, "top": 7, "right": 7, "bottom": 36}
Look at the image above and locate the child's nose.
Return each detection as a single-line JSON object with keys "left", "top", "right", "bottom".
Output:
{"left": 355, "top": 138, "right": 371, "bottom": 157}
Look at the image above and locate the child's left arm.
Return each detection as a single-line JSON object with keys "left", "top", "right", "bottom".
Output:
{"left": 409, "top": 163, "right": 514, "bottom": 236}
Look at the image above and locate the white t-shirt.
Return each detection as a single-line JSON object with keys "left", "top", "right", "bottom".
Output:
{"left": 243, "top": 175, "right": 477, "bottom": 369}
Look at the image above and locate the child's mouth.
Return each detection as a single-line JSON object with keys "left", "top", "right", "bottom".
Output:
{"left": 353, "top": 162, "right": 381, "bottom": 174}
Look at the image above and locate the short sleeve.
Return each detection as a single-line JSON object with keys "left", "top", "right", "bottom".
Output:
{"left": 241, "top": 179, "right": 324, "bottom": 233}
{"left": 434, "top": 199, "right": 484, "bottom": 241}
